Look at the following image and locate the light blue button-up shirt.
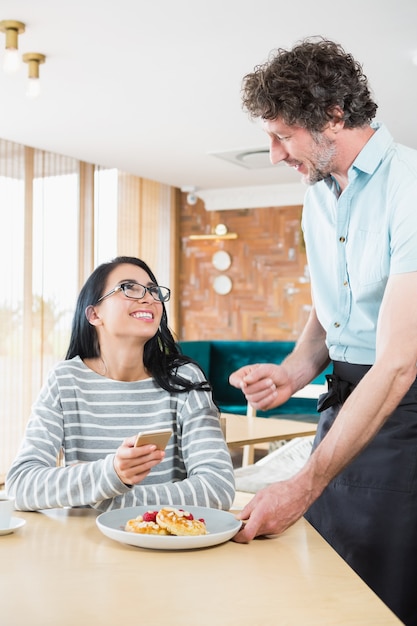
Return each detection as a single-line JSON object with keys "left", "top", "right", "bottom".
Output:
{"left": 302, "top": 123, "right": 417, "bottom": 364}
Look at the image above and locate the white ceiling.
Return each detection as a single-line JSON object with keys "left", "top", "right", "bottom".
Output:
{"left": 1, "top": 0, "right": 417, "bottom": 198}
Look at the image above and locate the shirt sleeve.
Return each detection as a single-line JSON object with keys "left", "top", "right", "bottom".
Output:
{"left": 389, "top": 177, "right": 417, "bottom": 275}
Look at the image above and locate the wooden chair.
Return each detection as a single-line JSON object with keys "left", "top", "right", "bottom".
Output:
{"left": 242, "top": 404, "right": 257, "bottom": 467}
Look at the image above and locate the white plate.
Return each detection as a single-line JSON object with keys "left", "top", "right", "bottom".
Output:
{"left": 0, "top": 517, "right": 26, "bottom": 536}
{"left": 96, "top": 505, "right": 241, "bottom": 550}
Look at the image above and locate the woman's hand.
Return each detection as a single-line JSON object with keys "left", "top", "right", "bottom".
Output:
{"left": 113, "top": 435, "right": 165, "bottom": 485}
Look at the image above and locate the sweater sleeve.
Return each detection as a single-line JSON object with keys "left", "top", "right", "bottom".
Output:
{"left": 5, "top": 369, "right": 132, "bottom": 511}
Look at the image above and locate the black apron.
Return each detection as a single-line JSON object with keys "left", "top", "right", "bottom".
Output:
{"left": 305, "top": 361, "right": 417, "bottom": 626}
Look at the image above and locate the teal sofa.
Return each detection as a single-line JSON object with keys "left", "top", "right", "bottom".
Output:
{"left": 179, "top": 340, "right": 332, "bottom": 423}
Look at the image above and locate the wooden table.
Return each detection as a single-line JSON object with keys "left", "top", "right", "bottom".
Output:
{"left": 224, "top": 413, "right": 317, "bottom": 449}
{"left": 223, "top": 412, "right": 317, "bottom": 465}
{"left": 0, "top": 499, "right": 400, "bottom": 626}
{"left": 291, "top": 383, "right": 327, "bottom": 398}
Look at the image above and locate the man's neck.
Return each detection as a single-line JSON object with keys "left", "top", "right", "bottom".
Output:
{"left": 331, "top": 125, "right": 376, "bottom": 191}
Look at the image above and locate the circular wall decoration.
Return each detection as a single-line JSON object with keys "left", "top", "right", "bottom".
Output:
{"left": 212, "top": 250, "right": 232, "bottom": 271}
{"left": 213, "top": 275, "right": 232, "bottom": 295}
{"left": 214, "top": 223, "right": 228, "bottom": 236}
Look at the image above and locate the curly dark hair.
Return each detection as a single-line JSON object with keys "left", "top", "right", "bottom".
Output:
{"left": 65, "top": 256, "right": 211, "bottom": 394}
{"left": 242, "top": 37, "right": 378, "bottom": 132}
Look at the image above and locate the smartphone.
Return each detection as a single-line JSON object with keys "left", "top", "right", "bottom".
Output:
{"left": 134, "top": 428, "right": 172, "bottom": 450}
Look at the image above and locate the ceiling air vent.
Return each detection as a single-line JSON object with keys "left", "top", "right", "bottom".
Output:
{"left": 210, "top": 148, "right": 276, "bottom": 170}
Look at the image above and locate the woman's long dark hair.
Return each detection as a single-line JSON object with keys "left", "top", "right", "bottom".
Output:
{"left": 65, "top": 256, "right": 210, "bottom": 394}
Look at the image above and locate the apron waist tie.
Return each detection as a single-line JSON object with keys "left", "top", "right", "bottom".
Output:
{"left": 317, "top": 361, "right": 372, "bottom": 413}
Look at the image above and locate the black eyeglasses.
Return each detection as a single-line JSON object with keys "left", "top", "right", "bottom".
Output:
{"left": 96, "top": 281, "right": 171, "bottom": 304}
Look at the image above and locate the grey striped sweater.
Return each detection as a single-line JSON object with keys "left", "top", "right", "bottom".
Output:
{"left": 6, "top": 356, "right": 235, "bottom": 512}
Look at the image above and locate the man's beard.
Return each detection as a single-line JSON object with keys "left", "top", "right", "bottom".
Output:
{"left": 302, "top": 132, "right": 337, "bottom": 185}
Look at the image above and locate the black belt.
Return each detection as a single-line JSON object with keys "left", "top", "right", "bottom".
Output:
{"left": 317, "top": 361, "right": 372, "bottom": 413}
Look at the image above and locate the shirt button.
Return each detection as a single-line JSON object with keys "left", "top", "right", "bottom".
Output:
{"left": 334, "top": 322, "right": 340, "bottom": 328}
{"left": 343, "top": 280, "right": 348, "bottom": 286}
{"left": 339, "top": 236, "right": 346, "bottom": 243}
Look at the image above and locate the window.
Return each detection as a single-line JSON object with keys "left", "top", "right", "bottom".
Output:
{"left": 0, "top": 146, "right": 118, "bottom": 480}
{"left": 0, "top": 139, "right": 177, "bottom": 483}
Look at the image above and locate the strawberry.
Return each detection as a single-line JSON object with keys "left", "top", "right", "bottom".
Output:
{"left": 179, "top": 508, "right": 194, "bottom": 520}
{"left": 142, "top": 510, "right": 158, "bottom": 523}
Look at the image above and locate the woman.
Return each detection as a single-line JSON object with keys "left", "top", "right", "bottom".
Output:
{"left": 6, "top": 256, "right": 235, "bottom": 512}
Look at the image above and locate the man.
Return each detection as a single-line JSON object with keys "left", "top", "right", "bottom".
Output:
{"left": 229, "top": 37, "right": 417, "bottom": 625}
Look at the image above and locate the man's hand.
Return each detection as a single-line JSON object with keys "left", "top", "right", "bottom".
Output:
{"left": 229, "top": 363, "right": 293, "bottom": 411}
{"left": 232, "top": 474, "right": 312, "bottom": 543}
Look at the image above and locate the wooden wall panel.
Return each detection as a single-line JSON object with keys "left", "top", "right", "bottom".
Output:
{"left": 117, "top": 176, "right": 180, "bottom": 334}
{"left": 179, "top": 197, "right": 312, "bottom": 341}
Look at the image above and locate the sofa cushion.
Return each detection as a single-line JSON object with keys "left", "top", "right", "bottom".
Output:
{"left": 179, "top": 340, "right": 331, "bottom": 421}
{"left": 178, "top": 340, "right": 211, "bottom": 377}
{"left": 209, "top": 341, "right": 292, "bottom": 415}
{"left": 210, "top": 341, "right": 326, "bottom": 419}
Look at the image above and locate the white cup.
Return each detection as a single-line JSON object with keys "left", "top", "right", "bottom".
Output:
{"left": 0, "top": 493, "right": 15, "bottom": 528}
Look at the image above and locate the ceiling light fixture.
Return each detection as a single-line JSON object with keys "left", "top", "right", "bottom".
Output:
{"left": 0, "top": 19, "right": 25, "bottom": 74}
{"left": 22, "top": 52, "right": 46, "bottom": 98}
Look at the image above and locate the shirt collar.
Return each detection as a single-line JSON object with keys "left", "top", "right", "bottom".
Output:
{"left": 321, "top": 122, "right": 393, "bottom": 193}
{"left": 350, "top": 121, "right": 393, "bottom": 175}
